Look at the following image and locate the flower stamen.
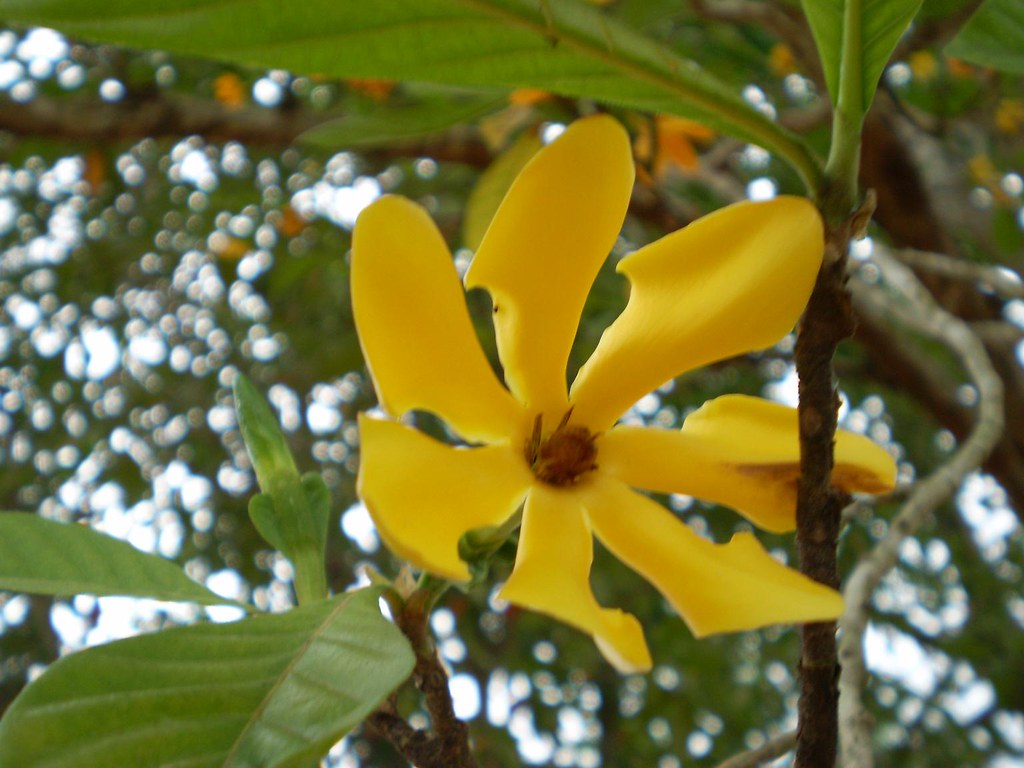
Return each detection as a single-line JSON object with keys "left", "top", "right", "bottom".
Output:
{"left": 526, "top": 411, "right": 598, "bottom": 486}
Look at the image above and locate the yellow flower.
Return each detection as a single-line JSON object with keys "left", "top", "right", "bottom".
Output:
{"left": 908, "top": 51, "right": 938, "bottom": 82}
{"left": 351, "top": 116, "right": 896, "bottom": 672}
{"left": 769, "top": 43, "right": 798, "bottom": 77}
{"left": 996, "top": 98, "right": 1024, "bottom": 135}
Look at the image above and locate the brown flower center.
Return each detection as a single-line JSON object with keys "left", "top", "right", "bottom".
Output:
{"left": 525, "top": 412, "right": 597, "bottom": 486}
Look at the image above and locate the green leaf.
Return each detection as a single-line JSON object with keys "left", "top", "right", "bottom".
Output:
{"left": 0, "top": 513, "right": 243, "bottom": 607}
{"left": 301, "top": 91, "right": 507, "bottom": 149}
{"left": 0, "top": 588, "right": 414, "bottom": 768}
{"left": 802, "top": 0, "right": 922, "bottom": 112}
{"left": 462, "top": 129, "right": 543, "bottom": 251}
{"left": 0, "top": 0, "right": 821, "bottom": 189}
{"left": 947, "top": 0, "right": 1024, "bottom": 74}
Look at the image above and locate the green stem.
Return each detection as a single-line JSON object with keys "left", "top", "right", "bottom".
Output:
{"left": 822, "top": 0, "right": 866, "bottom": 215}
{"left": 292, "top": 547, "right": 328, "bottom": 606}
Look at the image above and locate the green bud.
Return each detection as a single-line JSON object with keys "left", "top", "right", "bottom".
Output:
{"left": 233, "top": 373, "right": 300, "bottom": 493}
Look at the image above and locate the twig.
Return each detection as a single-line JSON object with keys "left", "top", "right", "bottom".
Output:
{"left": 894, "top": 248, "right": 1024, "bottom": 300}
{"left": 714, "top": 730, "right": 797, "bottom": 768}
{"left": 378, "top": 589, "right": 479, "bottom": 768}
{"left": 839, "top": 247, "right": 1004, "bottom": 768}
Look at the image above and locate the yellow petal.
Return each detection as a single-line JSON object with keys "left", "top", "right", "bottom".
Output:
{"left": 499, "top": 483, "right": 651, "bottom": 673}
{"left": 598, "top": 395, "right": 897, "bottom": 533}
{"left": 465, "top": 115, "right": 635, "bottom": 421}
{"left": 581, "top": 475, "right": 844, "bottom": 637}
{"left": 357, "top": 415, "right": 532, "bottom": 581}
{"left": 352, "top": 195, "right": 525, "bottom": 445}
{"left": 570, "top": 197, "right": 824, "bottom": 430}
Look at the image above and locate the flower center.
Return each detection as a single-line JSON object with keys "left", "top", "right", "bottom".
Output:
{"left": 526, "top": 412, "right": 597, "bottom": 486}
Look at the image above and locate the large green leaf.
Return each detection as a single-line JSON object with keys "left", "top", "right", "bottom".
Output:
{"left": 0, "top": 0, "right": 820, "bottom": 188}
{"left": 947, "top": 0, "right": 1024, "bottom": 74}
{"left": 0, "top": 588, "right": 415, "bottom": 768}
{"left": 0, "top": 513, "right": 243, "bottom": 607}
{"left": 802, "top": 0, "right": 923, "bottom": 113}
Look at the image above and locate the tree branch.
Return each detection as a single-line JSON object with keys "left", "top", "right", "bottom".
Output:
{"left": 0, "top": 91, "right": 496, "bottom": 167}
{"left": 894, "top": 248, "right": 1024, "bottom": 300}
{"left": 0, "top": 91, "right": 324, "bottom": 146}
{"left": 839, "top": 246, "right": 1004, "bottom": 768}
{"left": 715, "top": 730, "right": 797, "bottom": 768}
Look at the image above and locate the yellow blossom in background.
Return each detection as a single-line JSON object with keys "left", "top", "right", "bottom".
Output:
{"left": 769, "top": 43, "right": 798, "bottom": 77}
{"left": 969, "top": 154, "right": 998, "bottom": 187}
{"left": 351, "top": 116, "right": 896, "bottom": 671}
{"left": 996, "top": 98, "right": 1024, "bottom": 135}
{"left": 213, "top": 72, "right": 246, "bottom": 109}
{"left": 908, "top": 50, "right": 938, "bottom": 82}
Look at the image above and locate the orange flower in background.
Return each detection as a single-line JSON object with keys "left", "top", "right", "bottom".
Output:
{"left": 276, "top": 205, "right": 310, "bottom": 239}
{"left": 213, "top": 73, "right": 246, "bottom": 109}
{"left": 507, "top": 88, "right": 554, "bottom": 107}
{"left": 347, "top": 79, "right": 396, "bottom": 102}
{"left": 351, "top": 116, "right": 896, "bottom": 671}
{"left": 634, "top": 115, "right": 714, "bottom": 183}
{"left": 944, "top": 56, "right": 975, "bottom": 79}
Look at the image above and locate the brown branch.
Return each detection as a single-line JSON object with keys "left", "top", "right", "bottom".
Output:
{"left": 0, "top": 91, "right": 324, "bottom": 146}
{"left": 0, "top": 91, "right": 495, "bottom": 166}
{"left": 368, "top": 588, "right": 478, "bottom": 768}
{"left": 793, "top": 209, "right": 860, "bottom": 768}
{"left": 894, "top": 0, "right": 986, "bottom": 59}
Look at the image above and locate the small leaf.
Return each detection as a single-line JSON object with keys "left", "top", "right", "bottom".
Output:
{"left": 301, "top": 92, "right": 507, "bottom": 148}
{"left": 234, "top": 374, "right": 328, "bottom": 603}
{"left": 462, "top": 129, "right": 544, "bottom": 251}
{"left": 802, "top": 0, "right": 922, "bottom": 112}
{"left": 0, "top": 513, "right": 243, "bottom": 607}
{"left": 248, "top": 493, "right": 287, "bottom": 553}
{"left": 947, "top": 0, "right": 1024, "bottom": 75}
{"left": 0, "top": 588, "right": 414, "bottom": 768}
{"left": 301, "top": 472, "right": 331, "bottom": 546}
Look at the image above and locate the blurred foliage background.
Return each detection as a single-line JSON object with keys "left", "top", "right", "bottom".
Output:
{"left": 1, "top": 1, "right": 1024, "bottom": 766}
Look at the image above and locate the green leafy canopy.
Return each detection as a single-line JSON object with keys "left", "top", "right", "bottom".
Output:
{"left": 0, "top": 0, "right": 821, "bottom": 188}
